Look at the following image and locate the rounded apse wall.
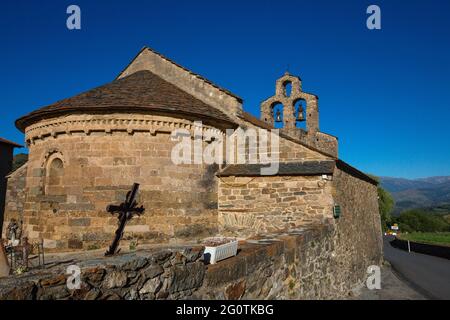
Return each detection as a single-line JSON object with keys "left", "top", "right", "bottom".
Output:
{"left": 22, "top": 113, "right": 223, "bottom": 251}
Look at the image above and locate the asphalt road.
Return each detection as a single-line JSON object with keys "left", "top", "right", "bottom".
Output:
{"left": 383, "top": 236, "right": 450, "bottom": 300}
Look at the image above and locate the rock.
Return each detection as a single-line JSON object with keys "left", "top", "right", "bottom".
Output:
{"left": 139, "top": 278, "right": 162, "bottom": 295}
{"left": 83, "top": 268, "right": 106, "bottom": 287}
{"left": 168, "top": 262, "right": 205, "bottom": 293}
{"left": 156, "top": 290, "right": 169, "bottom": 299}
{"left": 225, "top": 280, "right": 246, "bottom": 300}
{"left": 171, "top": 252, "right": 186, "bottom": 265}
{"left": 0, "top": 282, "right": 36, "bottom": 300}
{"left": 141, "top": 293, "right": 155, "bottom": 300}
{"left": 84, "top": 288, "right": 101, "bottom": 300}
{"left": 40, "top": 275, "right": 67, "bottom": 287}
{"left": 136, "top": 263, "right": 164, "bottom": 289}
{"left": 103, "top": 270, "right": 128, "bottom": 289}
{"left": 37, "top": 285, "right": 70, "bottom": 300}
{"left": 142, "top": 263, "right": 164, "bottom": 279}
{"left": 182, "top": 247, "right": 204, "bottom": 262}
{"left": 121, "top": 256, "right": 148, "bottom": 271}
{"left": 124, "top": 288, "right": 139, "bottom": 300}
{"left": 263, "top": 267, "right": 273, "bottom": 277}
{"left": 153, "top": 250, "right": 172, "bottom": 263}
{"left": 101, "top": 291, "right": 122, "bottom": 300}
{"left": 69, "top": 283, "right": 91, "bottom": 300}
{"left": 127, "top": 271, "right": 140, "bottom": 285}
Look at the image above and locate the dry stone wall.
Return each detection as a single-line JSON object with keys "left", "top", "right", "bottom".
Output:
{"left": 1, "top": 164, "right": 27, "bottom": 238}
{"left": 0, "top": 224, "right": 381, "bottom": 300}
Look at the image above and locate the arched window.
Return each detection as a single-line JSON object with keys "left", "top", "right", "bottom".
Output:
{"left": 272, "top": 102, "right": 284, "bottom": 129}
{"left": 283, "top": 81, "right": 292, "bottom": 97}
{"left": 294, "top": 99, "right": 307, "bottom": 129}
{"left": 45, "top": 157, "right": 65, "bottom": 195}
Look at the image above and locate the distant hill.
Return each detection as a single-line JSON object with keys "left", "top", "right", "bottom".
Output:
{"left": 380, "top": 176, "right": 450, "bottom": 214}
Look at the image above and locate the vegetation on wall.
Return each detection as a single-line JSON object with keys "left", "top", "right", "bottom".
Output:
{"left": 12, "top": 153, "right": 28, "bottom": 171}
{"left": 378, "top": 186, "right": 395, "bottom": 231}
{"left": 370, "top": 175, "right": 395, "bottom": 231}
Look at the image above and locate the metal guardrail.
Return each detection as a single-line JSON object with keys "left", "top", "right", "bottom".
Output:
{"left": 390, "top": 237, "right": 450, "bottom": 260}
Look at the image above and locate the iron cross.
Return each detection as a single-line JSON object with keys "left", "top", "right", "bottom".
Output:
{"left": 105, "top": 183, "right": 145, "bottom": 256}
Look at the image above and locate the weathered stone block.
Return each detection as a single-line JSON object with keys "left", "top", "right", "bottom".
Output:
{"left": 103, "top": 271, "right": 128, "bottom": 289}
{"left": 139, "top": 278, "right": 162, "bottom": 295}
{"left": 225, "top": 280, "right": 246, "bottom": 300}
{"left": 168, "top": 262, "right": 205, "bottom": 293}
{"left": 31, "top": 168, "right": 44, "bottom": 177}
{"left": 141, "top": 263, "right": 164, "bottom": 280}
{"left": 69, "top": 218, "right": 91, "bottom": 227}
{"left": 68, "top": 239, "right": 83, "bottom": 249}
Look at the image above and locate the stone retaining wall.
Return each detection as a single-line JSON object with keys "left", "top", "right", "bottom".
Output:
{"left": 1, "top": 164, "right": 27, "bottom": 238}
{"left": 0, "top": 223, "right": 381, "bottom": 300}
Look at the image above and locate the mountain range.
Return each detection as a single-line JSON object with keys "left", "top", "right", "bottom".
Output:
{"left": 380, "top": 176, "right": 450, "bottom": 214}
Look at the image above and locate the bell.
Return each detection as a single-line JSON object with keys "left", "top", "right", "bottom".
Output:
{"left": 275, "top": 109, "right": 282, "bottom": 123}
{"left": 296, "top": 107, "right": 305, "bottom": 122}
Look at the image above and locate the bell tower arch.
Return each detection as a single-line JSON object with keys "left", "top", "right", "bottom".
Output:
{"left": 260, "top": 72, "right": 319, "bottom": 134}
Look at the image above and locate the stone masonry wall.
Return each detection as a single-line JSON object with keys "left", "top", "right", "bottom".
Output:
{"left": 19, "top": 111, "right": 332, "bottom": 252}
{"left": 117, "top": 48, "right": 243, "bottom": 120}
{"left": 0, "top": 224, "right": 378, "bottom": 300}
{"left": 2, "top": 164, "right": 27, "bottom": 238}
{"left": 331, "top": 167, "right": 383, "bottom": 278}
{"left": 21, "top": 113, "right": 223, "bottom": 251}
{"left": 218, "top": 175, "right": 334, "bottom": 236}
{"left": 223, "top": 128, "right": 330, "bottom": 168}
{"left": 278, "top": 135, "right": 330, "bottom": 162}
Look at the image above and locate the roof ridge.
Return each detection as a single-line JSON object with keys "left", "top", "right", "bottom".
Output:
{"left": 116, "top": 46, "right": 243, "bottom": 102}
{"left": 0, "top": 137, "right": 23, "bottom": 148}
{"left": 15, "top": 70, "right": 238, "bottom": 132}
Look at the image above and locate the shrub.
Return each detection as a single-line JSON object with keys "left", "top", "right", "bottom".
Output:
{"left": 395, "top": 209, "right": 450, "bottom": 233}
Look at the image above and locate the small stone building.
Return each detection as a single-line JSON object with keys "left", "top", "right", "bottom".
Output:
{"left": 3, "top": 47, "right": 382, "bottom": 260}
{"left": 0, "top": 138, "right": 22, "bottom": 235}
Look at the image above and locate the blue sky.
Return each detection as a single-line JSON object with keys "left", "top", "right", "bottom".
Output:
{"left": 1, "top": 0, "right": 449, "bottom": 179}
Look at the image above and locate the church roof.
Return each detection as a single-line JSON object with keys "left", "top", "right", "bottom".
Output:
{"left": 15, "top": 70, "right": 238, "bottom": 132}
{"left": 0, "top": 137, "right": 23, "bottom": 148}
{"left": 117, "top": 46, "right": 243, "bottom": 103}
{"left": 217, "top": 161, "right": 336, "bottom": 177}
{"left": 217, "top": 160, "right": 378, "bottom": 185}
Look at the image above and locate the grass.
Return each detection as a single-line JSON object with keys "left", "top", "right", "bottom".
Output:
{"left": 399, "top": 232, "right": 450, "bottom": 247}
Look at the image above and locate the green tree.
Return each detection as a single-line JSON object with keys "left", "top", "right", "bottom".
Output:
{"left": 12, "top": 153, "right": 28, "bottom": 171}
{"left": 397, "top": 209, "right": 450, "bottom": 233}
{"left": 369, "top": 175, "right": 395, "bottom": 231}
{"left": 378, "top": 186, "right": 394, "bottom": 231}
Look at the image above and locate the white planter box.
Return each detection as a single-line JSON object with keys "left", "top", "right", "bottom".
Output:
{"left": 203, "top": 239, "right": 238, "bottom": 264}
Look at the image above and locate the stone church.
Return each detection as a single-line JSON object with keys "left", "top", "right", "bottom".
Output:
{"left": 3, "top": 47, "right": 382, "bottom": 257}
